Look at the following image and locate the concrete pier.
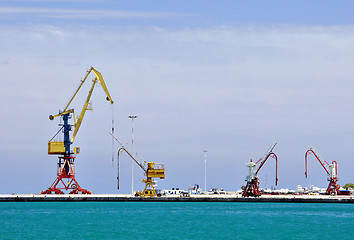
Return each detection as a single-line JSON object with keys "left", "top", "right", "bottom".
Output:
{"left": 0, "top": 194, "right": 353, "bottom": 203}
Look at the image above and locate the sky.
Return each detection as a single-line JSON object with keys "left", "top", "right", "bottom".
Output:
{"left": 1, "top": 0, "right": 354, "bottom": 194}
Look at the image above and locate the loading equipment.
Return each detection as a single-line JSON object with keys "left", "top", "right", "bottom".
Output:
{"left": 305, "top": 147, "right": 340, "bottom": 195}
{"left": 42, "top": 67, "right": 114, "bottom": 194}
{"left": 242, "top": 143, "right": 278, "bottom": 197}
{"left": 111, "top": 133, "right": 165, "bottom": 197}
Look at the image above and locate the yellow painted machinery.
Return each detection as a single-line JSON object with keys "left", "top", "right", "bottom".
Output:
{"left": 111, "top": 134, "right": 165, "bottom": 197}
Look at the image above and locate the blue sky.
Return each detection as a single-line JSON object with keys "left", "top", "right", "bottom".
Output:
{"left": 2, "top": 0, "right": 354, "bottom": 26}
{"left": 1, "top": 1, "right": 354, "bottom": 194}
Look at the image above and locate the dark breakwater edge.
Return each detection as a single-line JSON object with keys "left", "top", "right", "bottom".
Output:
{"left": 0, "top": 194, "right": 353, "bottom": 203}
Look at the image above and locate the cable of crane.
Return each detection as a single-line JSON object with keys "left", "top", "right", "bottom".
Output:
{"left": 49, "top": 126, "right": 64, "bottom": 142}
{"left": 111, "top": 103, "right": 115, "bottom": 166}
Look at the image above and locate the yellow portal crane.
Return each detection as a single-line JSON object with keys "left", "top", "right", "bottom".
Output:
{"left": 111, "top": 133, "right": 165, "bottom": 197}
{"left": 42, "top": 67, "right": 114, "bottom": 194}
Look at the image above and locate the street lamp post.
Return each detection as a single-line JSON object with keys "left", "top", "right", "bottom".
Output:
{"left": 203, "top": 150, "right": 208, "bottom": 193}
{"left": 128, "top": 115, "right": 137, "bottom": 195}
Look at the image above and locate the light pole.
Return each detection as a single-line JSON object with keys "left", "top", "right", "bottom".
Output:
{"left": 203, "top": 150, "right": 208, "bottom": 193}
{"left": 128, "top": 115, "right": 137, "bottom": 195}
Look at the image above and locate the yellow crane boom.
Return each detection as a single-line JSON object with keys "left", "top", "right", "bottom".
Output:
{"left": 63, "top": 67, "right": 114, "bottom": 111}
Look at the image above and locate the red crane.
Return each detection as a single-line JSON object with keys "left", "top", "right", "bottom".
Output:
{"left": 242, "top": 143, "right": 278, "bottom": 197}
{"left": 305, "top": 147, "right": 340, "bottom": 195}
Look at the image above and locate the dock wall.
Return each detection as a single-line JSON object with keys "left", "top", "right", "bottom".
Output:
{"left": 0, "top": 194, "right": 353, "bottom": 203}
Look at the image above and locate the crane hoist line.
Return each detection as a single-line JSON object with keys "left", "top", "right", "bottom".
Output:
{"left": 42, "top": 67, "right": 114, "bottom": 195}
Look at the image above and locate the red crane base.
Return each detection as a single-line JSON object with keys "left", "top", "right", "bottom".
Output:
{"left": 41, "top": 156, "right": 91, "bottom": 194}
{"left": 242, "top": 179, "right": 261, "bottom": 197}
{"left": 326, "top": 179, "right": 340, "bottom": 195}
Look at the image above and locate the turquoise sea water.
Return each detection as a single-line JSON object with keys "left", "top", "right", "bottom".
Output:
{"left": 1, "top": 202, "right": 353, "bottom": 239}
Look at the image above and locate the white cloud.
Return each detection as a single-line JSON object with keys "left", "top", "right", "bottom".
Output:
{"left": 0, "top": 6, "right": 182, "bottom": 20}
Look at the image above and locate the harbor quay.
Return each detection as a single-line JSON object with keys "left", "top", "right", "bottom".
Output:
{"left": 0, "top": 194, "right": 353, "bottom": 203}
